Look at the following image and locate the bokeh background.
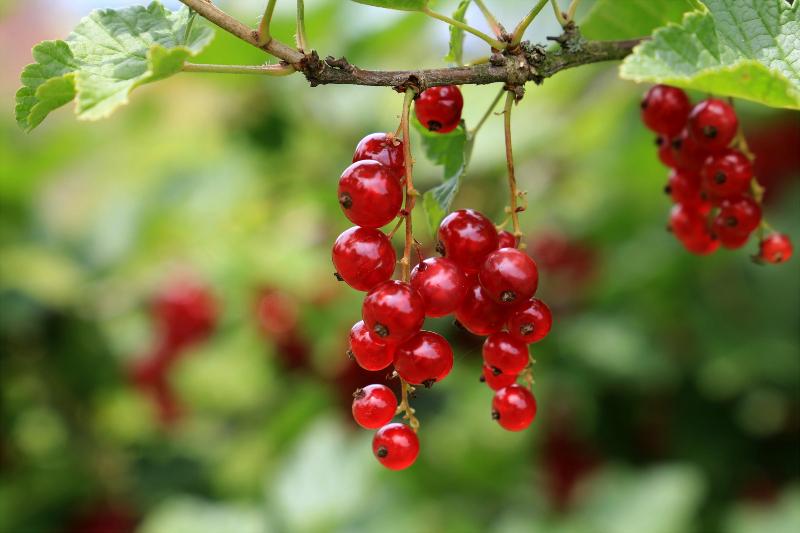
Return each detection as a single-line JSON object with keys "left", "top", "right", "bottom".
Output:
{"left": 1, "top": 1, "right": 799, "bottom": 532}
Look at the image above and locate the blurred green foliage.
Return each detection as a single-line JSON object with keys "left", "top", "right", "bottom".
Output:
{"left": 1, "top": 1, "right": 798, "bottom": 533}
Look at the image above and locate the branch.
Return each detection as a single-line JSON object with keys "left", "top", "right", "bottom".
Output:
{"left": 178, "top": 0, "right": 303, "bottom": 63}
{"left": 300, "top": 40, "right": 642, "bottom": 89}
{"left": 178, "top": 0, "right": 642, "bottom": 90}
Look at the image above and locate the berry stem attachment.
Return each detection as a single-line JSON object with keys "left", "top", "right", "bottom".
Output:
{"left": 257, "top": 0, "right": 278, "bottom": 46}
{"left": 397, "top": 378, "right": 420, "bottom": 431}
{"left": 400, "top": 87, "right": 419, "bottom": 282}
{"left": 422, "top": 7, "right": 507, "bottom": 50}
{"left": 296, "top": 0, "right": 309, "bottom": 52}
{"left": 473, "top": 0, "right": 504, "bottom": 39}
{"left": 503, "top": 90, "right": 523, "bottom": 239}
{"left": 511, "top": 0, "right": 549, "bottom": 47}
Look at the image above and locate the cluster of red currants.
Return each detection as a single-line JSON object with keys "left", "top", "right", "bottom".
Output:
{"left": 130, "top": 278, "right": 217, "bottom": 425}
{"left": 641, "top": 85, "right": 793, "bottom": 263}
{"left": 333, "top": 86, "right": 551, "bottom": 471}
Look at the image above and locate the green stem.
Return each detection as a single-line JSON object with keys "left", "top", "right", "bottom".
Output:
{"left": 182, "top": 62, "right": 296, "bottom": 75}
{"left": 503, "top": 90, "right": 522, "bottom": 238}
{"left": 566, "top": 0, "right": 583, "bottom": 20}
{"left": 258, "top": 0, "right": 278, "bottom": 45}
{"left": 550, "top": 0, "right": 568, "bottom": 27}
{"left": 296, "top": 0, "right": 309, "bottom": 52}
{"left": 400, "top": 87, "right": 418, "bottom": 282}
{"left": 423, "top": 7, "right": 507, "bottom": 50}
{"left": 469, "top": 87, "right": 504, "bottom": 138}
{"left": 473, "top": 0, "right": 503, "bottom": 38}
{"left": 510, "top": 0, "right": 549, "bottom": 46}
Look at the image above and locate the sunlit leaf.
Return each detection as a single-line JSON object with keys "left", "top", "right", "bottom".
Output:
{"left": 620, "top": 0, "right": 800, "bottom": 110}
{"left": 15, "top": 2, "right": 213, "bottom": 131}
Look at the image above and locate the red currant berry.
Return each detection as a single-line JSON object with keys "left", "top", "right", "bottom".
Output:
{"left": 410, "top": 257, "right": 468, "bottom": 317}
{"left": 700, "top": 149, "right": 753, "bottom": 198}
{"left": 640, "top": 85, "right": 691, "bottom": 136}
{"left": 437, "top": 209, "right": 499, "bottom": 274}
{"left": 332, "top": 227, "right": 396, "bottom": 292}
{"left": 688, "top": 98, "right": 738, "bottom": 151}
{"left": 352, "top": 384, "right": 397, "bottom": 429}
{"left": 507, "top": 298, "right": 552, "bottom": 344}
{"left": 492, "top": 384, "right": 537, "bottom": 431}
{"left": 373, "top": 422, "right": 419, "bottom": 470}
{"left": 338, "top": 160, "right": 402, "bottom": 228}
{"left": 455, "top": 279, "right": 509, "bottom": 336}
{"left": 348, "top": 320, "right": 395, "bottom": 371}
{"left": 479, "top": 248, "right": 539, "bottom": 305}
{"left": 656, "top": 135, "right": 678, "bottom": 168}
{"left": 415, "top": 85, "right": 463, "bottom": 134}
{"left": 152, "top": 279, "right": 217, "bottom": 350}
{"left": 483, "top": 332, "right": 529, "bottom": 375}
{"left": 711, "top": 216, "right": 750, "bottom": 250}
{"left": 480, "top": 364, "right": 518, "bottom": 391}
{"left": 680, "top": 229, "right": 720, "bottom": 256}
{"left": 718, "top": 195, "right": 762, "bottom": 234}
{"left": 352, "top": 133, "right": 404, "bottom": 178}
{"left": 759, "top": 233, "right": 793, "bottom": 264}
{"left": 670, "top": 128, "right": 713, "bottom": 173}
{"left": 665, "top": 169, "right": 701, "bottom": 205}
{"left": 393, "top": 331, "right": 454, "bottom": 387}
{"left": 362, "top": 280, "right": 425, "bottom": 343}
{"left": 668, "top": 203, "right": 707, "bottom": 242}
{"left": 497, "top": 230, "right": 516, "bottom": 249}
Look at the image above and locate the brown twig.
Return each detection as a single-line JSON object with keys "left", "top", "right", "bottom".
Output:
{"left": 177, "top": 1, "right": 642, "bottom": 89}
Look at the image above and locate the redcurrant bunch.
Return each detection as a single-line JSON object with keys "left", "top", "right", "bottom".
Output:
{"left": 335, "top": 102, "right": 552, "bottom": 468}
{"left": 130, "top": 276, "right": 218, "bottom": 426}
{"left": 641, "top": 85, "right": 793, "bottom": 262}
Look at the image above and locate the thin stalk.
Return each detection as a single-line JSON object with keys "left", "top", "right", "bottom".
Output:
{"left": 423, "top": 7, "right": 506, "bottom": 50}
{"left": 396, "top": 86, "right": 420, "bottom": 432}
{"left": 510, "top": 0, "right": 549, "bottom": 46}
{"left": 296, "top": 0, "right": 309, "bottom": 52}
{"left": 566, "top": 0, "right": 583, "bottom": 21}
{"left": 258, "top": 0, "right": 278, "bottom": 45}
{"left": 397, "top": 379, "right": 419, "bottom": 431}
{"left": 503, "top": 90, "right": 522, "bottom": 239}
{"left": 182, "top": 63, "right": 296, "bottom": 75}
{"left": 550, "top": 0, "right": 568, "bottom": 27}
{"left": 400, "top": 87, "right": 418, "bottom": 282}
{"left": 473, "top": 0, "right": 503, "bottom": 38}
{"left": 469, "top": 87, "right": 504, "bottom": 137}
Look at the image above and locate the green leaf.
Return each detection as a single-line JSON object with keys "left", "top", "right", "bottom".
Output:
{"left": 15, "top": 2, "right": 213, "bottom": 131}
{"left": 350, "top": 0, "right": 427, "bottom": 11}
{"left": 413, "top": 119, "right": 474, "bottom": 233}
{"left": 444, "top": 0, "right": 470, "bottom": 65}
{"left": 581, "top": 0, "right": 704, "bottom": 40}
{"left": 620, "top": 0, "right": 800, "bottom": 110}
